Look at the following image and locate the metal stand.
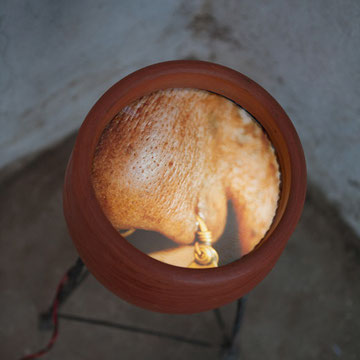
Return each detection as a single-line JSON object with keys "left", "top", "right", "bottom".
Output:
{"left": 22, "top": 258, "right": 246, "bottom": 360}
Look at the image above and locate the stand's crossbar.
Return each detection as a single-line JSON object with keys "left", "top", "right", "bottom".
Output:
{"left": 20, "top": 258, "right": 246, "bottom": 360}
{"left": 58, "top": 313, "right": 215, "bottom": 348}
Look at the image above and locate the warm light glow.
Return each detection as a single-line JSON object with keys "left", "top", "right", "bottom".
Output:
{"left": 92, "top": 88, "right": 280, "bottom": 268}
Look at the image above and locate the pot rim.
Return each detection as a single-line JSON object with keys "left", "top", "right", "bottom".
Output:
{"left": 63, "top": 60, "right": 307, "bottom": 313}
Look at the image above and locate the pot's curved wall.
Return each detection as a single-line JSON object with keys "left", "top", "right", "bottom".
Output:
{"left": 1, "top": 0, "right": 360, "bottom": 236}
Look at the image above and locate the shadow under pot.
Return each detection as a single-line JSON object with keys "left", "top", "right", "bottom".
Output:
{"left": 63, "top": 60, "right": 306, "bottom": 314}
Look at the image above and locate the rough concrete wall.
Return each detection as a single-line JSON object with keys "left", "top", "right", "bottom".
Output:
{"left": 1, "top": 0, "right": 360, "bottom": 234}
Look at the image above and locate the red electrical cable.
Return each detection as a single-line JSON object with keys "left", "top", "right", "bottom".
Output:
{"left": 20, "top": 273, "right": 69, "bottom": 360}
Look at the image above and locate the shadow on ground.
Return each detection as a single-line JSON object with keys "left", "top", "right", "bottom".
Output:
{"left": 0, "top": 134, "right": 359, "bottom": 359}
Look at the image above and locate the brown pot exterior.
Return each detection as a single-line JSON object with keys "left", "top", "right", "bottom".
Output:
{"left": 63, "top": 60, "right": 307, "bottom": 313}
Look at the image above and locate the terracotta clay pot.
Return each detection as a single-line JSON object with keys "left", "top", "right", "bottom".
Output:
{"left": 63, "top": 60, "right": 306, "bottom": 313}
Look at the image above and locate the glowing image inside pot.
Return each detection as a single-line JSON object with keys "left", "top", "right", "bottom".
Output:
{"left": 91, "top": 88, "right": 281, "bottom": 268}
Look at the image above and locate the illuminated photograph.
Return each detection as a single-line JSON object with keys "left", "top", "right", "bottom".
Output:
{"left": 92, "top": 88, "right": 281, "bottom": 268}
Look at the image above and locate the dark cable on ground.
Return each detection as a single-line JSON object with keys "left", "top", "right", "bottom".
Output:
{"left": 19, "top": 259, "right": 87, "bottom": 359}
{"left": 19, "top": 272, "right": 67, "bottom": 359}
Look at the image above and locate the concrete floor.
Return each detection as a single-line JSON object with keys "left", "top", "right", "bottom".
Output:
{"left": 1, "top": 134, "right": 360, "bottom": 359}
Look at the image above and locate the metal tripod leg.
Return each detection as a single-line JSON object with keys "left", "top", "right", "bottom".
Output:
{"left": 218, "top": 297, "right": 247, "bottom": 360}
{"left": 33, "top": 257, "right": 246, "bottom": 360}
